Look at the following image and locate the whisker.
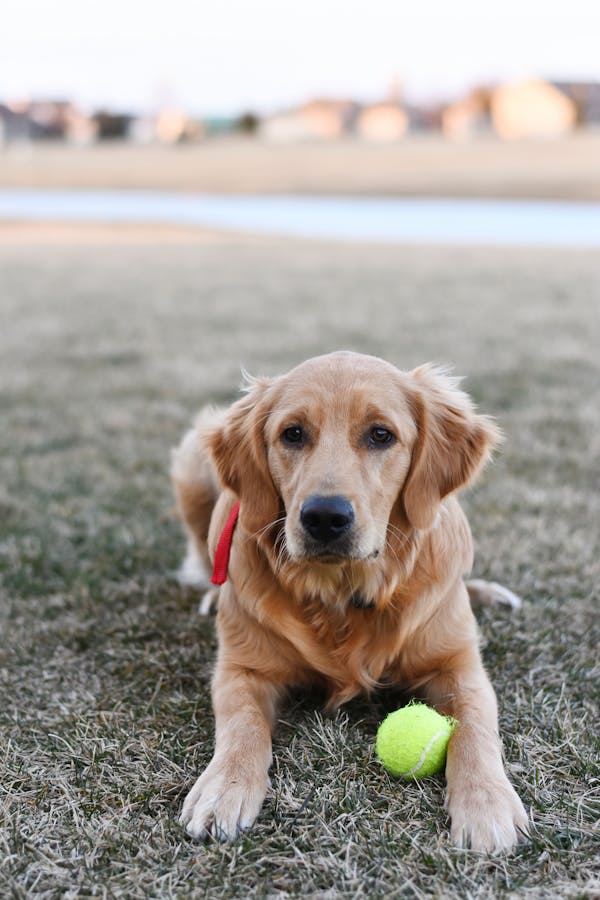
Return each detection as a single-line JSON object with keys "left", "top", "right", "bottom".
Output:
{"left": 383, "top": 536, "right": 403, "bottom": 571}
{"left": 370, "top": 516, "right": 413, "bottom": 552}
{"left": 274, "top": 536, "right": 290, "bottom": 573}
{"left": 384, "top": 521, "right": 412, "bottom": 543}
{"left": 269, "top": 525, "right": 289, "bottom": 573}
{"left": 246, "top": 515, "right": 287, "bottom": 543}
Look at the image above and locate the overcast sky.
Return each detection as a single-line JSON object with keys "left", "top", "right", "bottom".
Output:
{"left": 3, "top": 0, "right": 600, "bottom": 114}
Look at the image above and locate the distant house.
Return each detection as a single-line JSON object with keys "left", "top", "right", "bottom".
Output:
{"left": 355, "top": 102, "right": 408, "bottom": 141}
{"left": 128, "top": 112, "right": 204, "bottom": 144}
{"left": 93, "top": 110, "right": 133, "bottom": 140}
{"left": 0, "top": 102, "right": 31, "bottom": 142}
{"left": 203, "top": 116, "right": 237, "bottom": 136}
{"left": 552, "top": 82, "right": 600, "bottom": 126}
{"left": 26, "top": 101, "right": 64, "bottom": 138}
{"left": 0, "top": 100, "right": 96, "bottom": 144}
{"left": 407, "top": 102, "right": 443, "bottom": 133}
{"left": 152, "top": 108, "right": 185, "bottom": 142}
{"left": 490, "top": 79, "right": 577, "bottom": 139}
{"left": 261, "top": 99, "right": 358, "bottom": 141}
{"left": 442, "top": 88, "right": 492, "bottom": 140}
{"left": 63, "top": 106, "right": 97, "bottom": 144}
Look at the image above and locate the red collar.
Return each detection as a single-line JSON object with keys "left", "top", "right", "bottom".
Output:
{"left": 210, "top": 502, "right": 240, "bottom": 585}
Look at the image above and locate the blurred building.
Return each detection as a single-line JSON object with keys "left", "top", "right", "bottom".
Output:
{"left": 2, "top": 78, "right": 599, "bottom": 148}
{"left": 552, "top": 82, "right": 600, "bottom": 126}
{"left": 490, "top": 79, "right": 577, "bottom": 139}
{"left": 129, "top": 110, "right": 205, "bottom": 143}
{"left": 261, "top": 99, "right": 358, "bottom": 141}
{"left": 93, "top": 110, "right": 133, "bottom": 140}
{"left": 442, "top": 88, "right": 493, "bottom": 140}
{"left": 0, "top": 99, "right": 97, "bottom": 144}
{"left": 154, "top": 107, "right": 206, "bottom": 142}
{"left": 407, "top": 102, "right": 444, "bottom": 132}
{"left": 202, "top": 116, "right": 238, "bottom": 136}
{"left": 0, "top": 102, "right": 31, "bottom": 142}
{"left": 355, "top": 102, "right": 409, "bottom": 141}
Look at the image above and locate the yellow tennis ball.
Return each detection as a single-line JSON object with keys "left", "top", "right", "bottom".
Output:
{"left": 375, "top": 703, "right": 455, "bottom": 778}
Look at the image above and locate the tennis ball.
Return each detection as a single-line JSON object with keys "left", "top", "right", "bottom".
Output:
{"left": 375, "top": 703, "right": 455, "bottom": 779}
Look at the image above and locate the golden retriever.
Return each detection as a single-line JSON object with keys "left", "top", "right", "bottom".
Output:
{"left": 171, "top": 351, "right": 528, "bottom": 851}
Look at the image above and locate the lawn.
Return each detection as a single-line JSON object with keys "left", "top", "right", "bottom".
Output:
{"left": 1, "top": 231, "right": 598, "bottom": 898}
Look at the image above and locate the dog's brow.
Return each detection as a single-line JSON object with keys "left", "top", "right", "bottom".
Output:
{"left": 273, "top": 405, "right": 314, "bottom": 425}
{"left": 363, "top": 402, "right": 396, "bottom": 420}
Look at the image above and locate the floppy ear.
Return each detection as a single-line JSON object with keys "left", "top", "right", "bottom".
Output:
{"left": 402, "top": 365, "right": 501, "bottom": 531}
{"left": 206, "top": 376, "right": 281, "bottom": 538}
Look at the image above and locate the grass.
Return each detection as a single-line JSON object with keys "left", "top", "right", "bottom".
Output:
{"left": 1, "top": 232, "right": 599, "bottom": 898}
{"left": 3, "top": 135, "right": 600, "bottom": 201}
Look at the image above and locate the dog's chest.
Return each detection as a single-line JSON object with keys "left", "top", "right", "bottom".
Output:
{"left": 290, "top": 598, "right": 408, "bottom": 694}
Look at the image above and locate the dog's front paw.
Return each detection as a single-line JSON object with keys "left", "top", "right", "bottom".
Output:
{"left": 447, "top": 776, "right": 529, "bottom": 852}
{"left": 179, "top": 759, "right": 269, "bottom": 841}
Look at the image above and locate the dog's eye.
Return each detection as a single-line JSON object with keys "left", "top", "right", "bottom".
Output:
{"left": 282, "top": 426, "right": 304, "bottom": 445}
{"left": 369, "top": 426, "right": 394, "bottom": 446}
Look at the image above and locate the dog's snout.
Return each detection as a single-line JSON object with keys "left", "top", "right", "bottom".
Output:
{"left": 300, "top": 495, "right": 355, "bottom": 544}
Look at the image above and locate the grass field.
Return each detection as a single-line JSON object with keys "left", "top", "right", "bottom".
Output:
{"left": 2, "top": 133, "right": 600, "bottom": 200}
{"left": 1, "top": 228, "right": 598, "bottom": 898}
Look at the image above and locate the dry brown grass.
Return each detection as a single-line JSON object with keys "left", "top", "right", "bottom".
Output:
{"left": 2, "top": 133, "right": 600, "bottom": 200}
{"left": 1, "top": 230, "right": 598, "bottom": 897}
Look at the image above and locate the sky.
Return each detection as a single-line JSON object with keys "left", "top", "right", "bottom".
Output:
{"left": 3, "top": 0, "right": 600, "bottom": 115}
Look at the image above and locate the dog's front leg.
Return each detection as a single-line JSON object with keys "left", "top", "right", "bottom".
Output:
{"left": 180, "top": 662, "right": 280, "bottom": 840}
{"left": 422, "top": 643, "right": 529, "bottom": 852}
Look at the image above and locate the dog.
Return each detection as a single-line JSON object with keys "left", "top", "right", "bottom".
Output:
{"left": 171, "top": 351, "right": 528, "bottom": 851}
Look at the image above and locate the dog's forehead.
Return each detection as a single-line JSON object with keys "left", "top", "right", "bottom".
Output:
{"left": 272, "top": 352, "right": 414, "bottom": 421}
{"left": 285, "top": 351, "right": 400, "bottom": 383}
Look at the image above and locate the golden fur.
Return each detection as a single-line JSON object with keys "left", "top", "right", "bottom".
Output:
{"left": 171, "top": 351, "right": 528, "bottom": 851}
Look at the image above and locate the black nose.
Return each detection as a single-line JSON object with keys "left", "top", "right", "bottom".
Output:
{"left": 300, "top": 495, "right": 355, "bottom": 544}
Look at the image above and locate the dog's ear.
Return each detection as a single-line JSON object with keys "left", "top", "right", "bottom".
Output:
{"left": 401, "top": 366, "right": 501, "bottom": 531}
{"left": 206, "top": 375, "right": 281, "bottom": 538}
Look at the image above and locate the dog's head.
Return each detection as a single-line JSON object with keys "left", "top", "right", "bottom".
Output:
{"left": 208, "top": 352, "right": 500, "bottom": 562}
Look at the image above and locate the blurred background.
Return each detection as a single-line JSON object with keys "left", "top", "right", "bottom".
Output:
{"left": 1, "top": 0, "right": 600, "bottom": 205}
